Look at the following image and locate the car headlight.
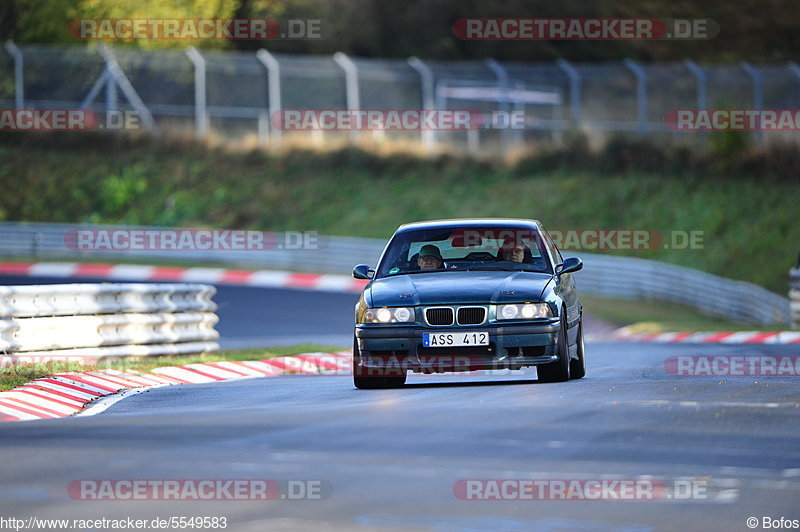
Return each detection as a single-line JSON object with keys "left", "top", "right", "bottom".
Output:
{"left": 495, "top": 303, "right": 552, "bottom": 320}
{"left": 360, "top": 307, "right": 415, "bottom": 324}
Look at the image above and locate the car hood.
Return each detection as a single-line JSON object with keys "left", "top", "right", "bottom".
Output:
{"left": 367, "top": 271, "right": 553, "bottom": 306}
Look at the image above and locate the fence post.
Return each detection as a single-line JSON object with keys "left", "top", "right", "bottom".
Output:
{"left": 485, "top": 58, "right": 517, "bottom": 150}
{"left": 435, "top": 79, "right": 475, "bottom": 151}
{"left": 4, "top": 41, "right": 24, "bottom": 109}
{"left": 97, "top": 45, "right": 155, "bottom": 130}
{"left": 333, "top": 52, "right": 360, "bottom": 142}
{"left": 556, "top": 59, "right": 581, "bottom": 129}
{"left": 79, "top": 68, "right": 111, "bottom": 110}
{"left": 256, "top": 49, "right": 282, "bottom": 148}
{"left": 105, "top": 63, "right": 118, "bottom": 122}
{"left": 684, "top": 59, "right": 707, "bottom": 146}
{"left": 407, "top": 56, "right": 436, "bottom": 153}
{"left": 185, "top": 47, "right": 208, "bottom": 139}
{"left": 741, "top": 61, "right": 764, "bottom": 146}
{"left": 257, "top": 111, "right": 270, "bottom": 147}
{"left": 624, "top": 59, "right": 647, "bottom": 137}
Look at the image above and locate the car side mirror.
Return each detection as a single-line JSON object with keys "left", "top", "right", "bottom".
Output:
{"left": 555, "top": 257, "right": 583, "bottom": 275}
{"left": 353, "top": 264, "right": 375, "bottom": 280}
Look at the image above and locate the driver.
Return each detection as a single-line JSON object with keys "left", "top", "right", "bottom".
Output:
{"left": 417, "top": 244, "right": 444, "bottom": 270}
{"left": 499, "top": 240, "right": 526, "bottom": 263}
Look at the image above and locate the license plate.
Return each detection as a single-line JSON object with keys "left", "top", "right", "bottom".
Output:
{"left": 422, "top": 331, "right": 489, "bottom": 347}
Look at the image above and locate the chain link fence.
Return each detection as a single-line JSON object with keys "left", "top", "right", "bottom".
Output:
{"left": 3, "top": 42, "right": 800, "bottom": 151}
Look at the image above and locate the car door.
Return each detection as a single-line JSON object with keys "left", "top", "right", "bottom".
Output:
{"left": 541, "top": 225, "right": 581, "bottom": 331}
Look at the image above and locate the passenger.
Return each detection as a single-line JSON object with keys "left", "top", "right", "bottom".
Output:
{"left": 417, "top": 244, "right": 444, "bottom": 270}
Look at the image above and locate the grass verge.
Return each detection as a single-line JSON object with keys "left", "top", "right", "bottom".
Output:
{"left": 0, "top": 133, "right": 797, "bottom": 294}
{"left": 582, "top": 295, "right": 786, "bottom": 334}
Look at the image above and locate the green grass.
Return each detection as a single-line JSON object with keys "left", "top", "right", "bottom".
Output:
{"left": 0, "top": 344, "right": 346, "bottom": 392}
{"left": 582, "top": 295, "right": 784, "bottom": 333}
{"left": 0, "top": 134, "right": 797, "bottom": 294}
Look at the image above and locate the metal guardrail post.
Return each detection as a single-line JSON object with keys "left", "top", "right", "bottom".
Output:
{"left": 624, "top": 59, "right": 647, "bottom": 137}
{"left": 333, "top": 51, "right": 361, "bottom": 142}
{"left": 256, "top": 49, "right": 282, "bottom": 148}
{"left": 789, "top": 62, "right": 800, "bottom": 83}
{"left": 556, "top": 59, "right": 581, "bottom": 126}
{"left": 4, "top": 41, "right": 24, "bottom": 110}
{"left": 741, "top": 61, "right": 764, "bottom": 146}
{"left": 31, "top": 233, "right": 42, "bottom": 259}
{"left": 407, "top": 56, "right": 437, "bottom": 153}
{"left": 185, "top": 47, "right": 208, "bottom": 139}
{"left": 684, "top": 59, "right": 707, "bottom": 146}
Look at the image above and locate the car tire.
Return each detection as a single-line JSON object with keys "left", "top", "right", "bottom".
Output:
{"left": 569, "top": 317, "right": 586, "bottom": 380}
{"left": 353, "top": 336, "right": 407, "bottom": 389}
{"left": 537, "top": 312, "right": 571, "bottom": 383}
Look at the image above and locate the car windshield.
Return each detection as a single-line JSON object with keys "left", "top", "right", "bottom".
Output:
{"left": 376, "top": 225, "right": 552, "bottom": 278}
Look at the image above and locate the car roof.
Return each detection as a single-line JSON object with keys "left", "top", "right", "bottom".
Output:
{"left": 396, "top": 218, "right": 542, "bottom": 233}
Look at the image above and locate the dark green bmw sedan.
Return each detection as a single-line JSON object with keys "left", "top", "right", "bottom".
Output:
{"left": 352, "top": 219, "right": 585, "bottom": 389}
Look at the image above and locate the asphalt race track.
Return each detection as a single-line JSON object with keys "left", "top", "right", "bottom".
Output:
{"left": 1, "top": 275, "right": 799, "bottom": 531}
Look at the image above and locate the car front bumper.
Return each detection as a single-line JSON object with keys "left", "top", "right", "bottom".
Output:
{"left": 355, "top": 321, "right": 560, "bottom": 373}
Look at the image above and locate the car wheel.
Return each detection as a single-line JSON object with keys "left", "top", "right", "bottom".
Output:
{"left": 352, "top": 336, "right": 407, "bottom": 389}
{"left": 569, "top": 317, "right": 586, "bottom": 380}
{"left": 537, "top": 312, "right": 571, "bottom": 383}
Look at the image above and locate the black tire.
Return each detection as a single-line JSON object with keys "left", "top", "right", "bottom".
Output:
{"left": 569, "top": 318, "right": 586, "bottom": 380}
{"left": 352, "top": 336, "right": 407, "bottom": 389}
{"left": 537, "top": 313, "right": 571, "bottom": 383}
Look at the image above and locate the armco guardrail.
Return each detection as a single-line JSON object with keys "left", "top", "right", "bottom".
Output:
{"left": 0, "top": 283, "right": 219, "bottom": 365}
{"left": 578, "top": 254, "right": 790, "bottom": 326}
{"left": 0, "top": 221, "right": 381, "bottom": 275}
{"left": 791, "top": 267, "right": 800, "bottom": 329}
{"left": 0, "top": 221, "right": 790, "bottom": 326}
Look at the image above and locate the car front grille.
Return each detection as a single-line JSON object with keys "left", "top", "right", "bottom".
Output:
{"left": 457, "top": 306, "right": 486, "bottom": 325}
{"left": 425, "top": 307, "right": 454, "bottom": 326}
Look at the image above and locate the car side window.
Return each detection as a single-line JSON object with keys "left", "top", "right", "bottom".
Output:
{"left": 541, "top": 227, "right": 563, "bottom": 265}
